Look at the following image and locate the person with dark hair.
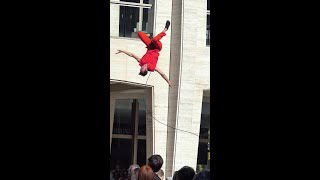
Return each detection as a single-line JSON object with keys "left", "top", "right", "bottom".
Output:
{"left": 138, "top": 165, "right": 155, "bottom": 180}
{"left": 115, "top": 21, "right": 173, "bottom": 87}
{"left": 155, "top": 169, "right": 164, "bottom": 180}
{"left": 193, "top": 170, "right": 210, "bottom": 180}
{"left": 147, "top": 155, "right": 163, "bottom": 180}
{"left": 172, "top": 171, "right": 178, "bottom": 180}
{"left": 128, "top": 164, "right": 140, "bottom": 180}
{"left": 174, "top": 166, "right": 195, "bottom": 180}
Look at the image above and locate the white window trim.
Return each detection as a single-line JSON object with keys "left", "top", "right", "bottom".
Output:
{"left": 110, "top": 0, "right": 152, "bottom": 9}
{"left": 110, "top": 0, "right": 153, "bottom": 35}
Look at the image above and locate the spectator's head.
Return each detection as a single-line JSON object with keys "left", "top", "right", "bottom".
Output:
{"left": 147, "top": 155, "right": 163, "bottom": 172}
{"left": 193, "top": 170, "right": 210, "bottom": 180}
{"left": 175, "top": 166, "right": 195, "bottom": 180}
{"left": 138, "top": 165, "right": 154, "bottom": 180}
{"left": 156, "top": 169, "right": 164, "bottom": 180}
{"left": 128, "top": 164, "right": 140, "bottom": 180}
{"left": 172, "top": 171, "right": 178, "bottom": 180}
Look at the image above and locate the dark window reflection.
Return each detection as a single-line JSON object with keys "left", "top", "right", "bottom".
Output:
{"left": 197, "top": 101, "right": 210, "bottom": 173}
{"left": 119, "top": 6, "right": 140, "bottom": 37}
{"left": 113, "top": 99, "right": 133, "bottom": 135}
{"left": 138, "top": 99, "right": 146, "bottom": 136}
{"left": 137, "top": 139, "right": 146, "bottom": 166}
{"left": 142, "top": 8, "right": 149, "bottom": 32}
{"left": 206, "top": 15, "right": 210, "bottom": 46}
{"left": 196, "top": 142, "right": 209, "bottom": 173}
{"left": 199, "top": 102, "right": 210, "bottom": 139}
{"left": 111, "top": 138, "right": 133, "bottom": 170}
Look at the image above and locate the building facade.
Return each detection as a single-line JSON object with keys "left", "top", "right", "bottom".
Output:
{"left": 109, "top": 0, "right": 210, "bottom": 177}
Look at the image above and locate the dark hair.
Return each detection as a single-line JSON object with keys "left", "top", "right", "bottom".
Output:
{"left": 156, "top": 169, "right": 164, "bottom": 177}
{"left": 175, "top": 166, "right": 195, "bottom": 180}
{"left": 138, "top": 165, "right": 154, "bottom": 180}
{"left": 139, "top": 71, "right": 148, "bottom": 76}
{"left": 193, "top": 170, "right": 210, "bottom": 180}
{"left": 172, "top": 171, "right": 178, "bottom": 180}
{"left": 147, "top": 155, "right": 163, "bottom": 173}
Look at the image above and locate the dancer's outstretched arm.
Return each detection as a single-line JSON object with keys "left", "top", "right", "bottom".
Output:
{"left": 115, "top": 49, "right": 141, "bottom": 63}
{"left": 155, "top": 67, "right": 173, "bottom": 87}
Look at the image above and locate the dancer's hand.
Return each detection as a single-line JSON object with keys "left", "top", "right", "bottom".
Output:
{"left": 168, "top": 80, "right": 173, "bottom": 87}
{"left": 115, "top": 50, "right": 123, "bottom": 55}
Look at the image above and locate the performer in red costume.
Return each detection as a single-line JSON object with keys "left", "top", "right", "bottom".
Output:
{"left": 115, "top": 21, "right": 172, "bottom": 87}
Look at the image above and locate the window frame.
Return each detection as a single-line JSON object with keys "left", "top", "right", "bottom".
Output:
{"left": 111, "top": 98, "right": 147, "bottom": 166}
{"left": 110, "top": 0, "right": 153, "bottom": 38}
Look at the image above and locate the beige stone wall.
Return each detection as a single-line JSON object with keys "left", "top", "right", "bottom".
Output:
{"left": 110, "top": 1, "right": 120, "bottom": 37}
{"left": 169, "top": 0, "right": 210, "bottom": 174}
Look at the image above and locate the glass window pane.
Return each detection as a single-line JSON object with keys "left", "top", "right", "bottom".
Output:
{"left": 199, "top": 102, "right": 210, "bottom": 139}
{"left": 111, "top": 138, "right": 133, "bottom": 177}
{"left": 119, "top": 6, "right": 140, "bottom": 38}
{"left": 138, "top": 99, "right": 146, "bottom": 136}
{"left": 143, "top": 0, "right": 150, "bottom": 4}
{"left": 196, "top": 142, "right": 209, "bottom": 172}
{"left": 113, "top": 99, "right": 133, "bottom": 135}
{"left": 142, "top": 8, "right": 149, "bottom": 32}
{"left": 137, "top": 139, "right": 146, "bottom": 167}
{"left": 207, "top": 0, "right": 210, "bottom": 10}
{"left": 119, "top": 6, "right": 125, "bottom": 37}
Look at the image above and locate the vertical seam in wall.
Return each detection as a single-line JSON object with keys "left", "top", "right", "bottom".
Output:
{"left": 152, "top": 0, "right": 157, "bottom": 155}
{"left": 165, "top": 0, "right": 174, "bottom": 176}
{"left": 173, "top": 0, "right": 185, "bottom": 172}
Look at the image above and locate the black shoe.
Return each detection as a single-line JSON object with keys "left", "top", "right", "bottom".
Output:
{"left": 165, "top": 20, "right": 170, "bottom": 29}
{"left": 148, "top": 33, "right": 153, "bottom": 39}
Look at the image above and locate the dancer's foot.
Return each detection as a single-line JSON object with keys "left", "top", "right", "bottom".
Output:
{"left": 148, "top": 33, "right": 153, "bottom": 39}
{"left": 165, "top": 20, "right": 170, "bottom": 29}
{"left": 163, "top": 20, "right": 170, "bottom": 32}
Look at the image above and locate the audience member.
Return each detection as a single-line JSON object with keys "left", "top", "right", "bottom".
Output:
{"left": 172, "top": 171, "right": 178, "bottom": 180}
{"left": 138, "top": 165, "right": 155, "bottom": 180}
{"left": 174, "top": 166, "right": 195, "bottom": 180}
{"left": 147, "top": 155, "right": 163, "bottom": 180}
{"left": 156, "top": 169, "right": 164, "bottom": 180}
{"left": 128, "top": 165, "right": 140, "bottom": 180}
{"left": 193, "top": 170, "right": 210, "bottom": 180}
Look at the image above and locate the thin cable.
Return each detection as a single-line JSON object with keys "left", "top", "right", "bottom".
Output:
{"left": 143, "top": 72, "right": 199, "bottom": 137}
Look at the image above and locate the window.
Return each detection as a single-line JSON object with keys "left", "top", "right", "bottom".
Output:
{"left": 111, "top": 99, "right": 147, "bottom": 174}
{"left": 196, "top": 102, "right": 210, "bottom": 173}
{"left": 110, "top": 0, "right": 154, "bottom": 38}
{"left": 206, "top": 0, "right": 210, "bottom": 46}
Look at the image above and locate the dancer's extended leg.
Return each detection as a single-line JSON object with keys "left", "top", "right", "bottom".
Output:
{"left": 151, "top": 21, "right": 170, "bottom": 51}
{"left": 137, "top": 31, "right": 152, "bottom": 46}
{"left": 151, "top": 32, "right": 166, "bottom": 51}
